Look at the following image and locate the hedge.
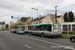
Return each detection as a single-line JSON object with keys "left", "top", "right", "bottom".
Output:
{"left": 62, "top": 31, "right": 75, "bottom": 34}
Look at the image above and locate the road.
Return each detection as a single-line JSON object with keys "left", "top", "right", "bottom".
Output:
{"left": 0, "top": 31, "right": 75, "bottom": 50}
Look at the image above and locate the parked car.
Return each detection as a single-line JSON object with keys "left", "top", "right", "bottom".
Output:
{"left": 10, "top": 28, "right": 18, "bottom": 33}
{"left": 70, "top": 35, "right": 75, "bottom": 42}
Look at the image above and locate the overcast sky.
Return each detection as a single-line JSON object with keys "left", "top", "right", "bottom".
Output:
{"left": 0, "top": 0, "right": 75, "bottom": 24}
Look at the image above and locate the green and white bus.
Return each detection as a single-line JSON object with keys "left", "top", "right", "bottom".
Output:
{"left": 28, "top": 23, "right": 62, "bottom": 37}
{"left": 16, "top": 25, "right": 26, "bottom": 34}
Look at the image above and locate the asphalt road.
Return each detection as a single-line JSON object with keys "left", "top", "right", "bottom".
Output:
{"left": 0, "top": 31, "right": 75, "bottom": 50}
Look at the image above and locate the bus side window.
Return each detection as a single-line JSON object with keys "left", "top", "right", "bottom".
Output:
{"left": 28, "top": 26, "right": 33, "bottom": 30}
{"left": 47, "top": 25, "right": 51, "bottom": 31}
{"left": 33, "top": 26, "right": 36, "bottom": 30}
{"left": 36, "top": 26, "right": 40, "bottom": 31}
{"left": 29, "top": 28, "right": 31, "bottom": 30}
{"left": 28, "top": 26, "right": 31, "bottom": 30}
{"left": 41, "top": 27, "right": 44, "bottom": 31}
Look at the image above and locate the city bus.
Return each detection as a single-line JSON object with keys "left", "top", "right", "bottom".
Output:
{"left": 16, "top": 25, "right": 26, "bottom": 34}
{"left": 28, "top": 23, "right": 62, "bottom": 37}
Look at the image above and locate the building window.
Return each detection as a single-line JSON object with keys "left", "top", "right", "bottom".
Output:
{"left": 72, "top": 25, "right": 75, "bottom": 31}
{"left": 63, "top": 25, "right": 71, "bottom": 31}
{"left": 63, "top": 25, "right": 67, "bottom": 31}
{"left": 69, "top": 25, "right": 71, "bottom": 31}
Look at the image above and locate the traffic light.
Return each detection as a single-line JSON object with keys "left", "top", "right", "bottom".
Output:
{"left": 11, "top": 16, "right": 13, "bottom": 19}
{"left": 3, "top": 22, "right": 5, "bottom": 25}
{"left": 0, "top": 22, "right": 2, "bottom": 25}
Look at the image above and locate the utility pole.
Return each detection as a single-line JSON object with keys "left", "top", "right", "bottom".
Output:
{"left": 55, "top": 6, "right": 57, "bottom": 23}
{"left": 2, "top": 22, "right": 3, "bottom": 30}
{"left": 67, "top": 12, "right": 69, "bottom": 37}
{"left": 37, "top": 9, "right": 40, "bottom": 24}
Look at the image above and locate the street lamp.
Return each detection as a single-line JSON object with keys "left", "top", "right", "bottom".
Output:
{"left": 55, "top": 6, "right": 57, "bottom": 23}
{"left": 31, "top": 8, "right": 40, "bottom": 24}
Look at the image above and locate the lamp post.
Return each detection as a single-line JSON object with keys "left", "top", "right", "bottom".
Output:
{"left": 55, "top": 6, "right": 57, "bottom": 23}
{"left": 31, "top": 8, "right": 40, "bottom": 24}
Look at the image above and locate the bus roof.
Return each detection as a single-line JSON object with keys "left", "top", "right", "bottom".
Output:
{"left": 28, "top": 23, "right": 53, "bottom": 26}
{"left": 17, "top": 23, "right": 61, "bottom": 27}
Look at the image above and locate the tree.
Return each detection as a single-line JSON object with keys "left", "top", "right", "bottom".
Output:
{"left": 64, "top": 11, "right": 74, "bottom": 22}
{"left": 11, "top": 22, "right": 23, "bottom": 28}
{"left": 11, "top": 24, "right": 16, "bottom": 28}
{"left": 68, "top": 11, "right": 74, "bottom": 22}
{"left": 5, "top": 24, "right": 9, "bottom": 29}
{"left": 64, "top": 12, "right": 68, "bottom": 22}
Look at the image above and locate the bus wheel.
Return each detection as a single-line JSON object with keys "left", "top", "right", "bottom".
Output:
{"left": 41, "top": 33, "right": 44, "bottom": 37}
{"left": 30, "top": 32, "right": 32, "bottom": 34}
{"left": 52, "top": 36, "right": 55, "bottom": 38}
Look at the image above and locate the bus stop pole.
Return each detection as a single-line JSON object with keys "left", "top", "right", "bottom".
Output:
{"left": 67, "top": 12, "right": 69, "bottom": 38}
{"left": 67, "top": 25, "right": 69, "bottom": 37}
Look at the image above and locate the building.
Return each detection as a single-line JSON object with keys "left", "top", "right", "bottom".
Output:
{"left": 61, "top": 22, "right": 75, "bottom": 31}
{"left": 54, "top": 13, "right": 64, "bottom": 23}
{"left": 24, "top": 17, "right": 32, "bottom": 25}
{"left": 16, "top": 19, "right": 22, "bottom": 23}
{"left": 40, "top": 14, "right": 55, "bottom": 24}
{"left": 32, "top": 14, "right": 55, "bottom": 24}
{"left": 21, "top": 17, "right": 29, "bottom": 24}
{"left": 20, "top": 17, "right": 32, "bottom": 25}
{"left": 32, "top": 18, "right": 38, "bottom": 24}
{"left": 0, "top": 22, "right": 5, "bottom": 29}
{"left": 32, "top": 15, "right": 46, "bottom": 24}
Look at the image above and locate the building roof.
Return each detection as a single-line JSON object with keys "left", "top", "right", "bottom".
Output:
{"left": 32, "top": 18, "right": 37, "bottom": 21}
{"left": 40, "top": 16, "right": 46, "bottom": 20}
{"left": 32, "top": 16, "right": 46, "bottom": 22}
{"left": 21, "top": 17, "right": 29, "bottom": 22}
{"left": 57, "top": 15, "right": 61, "bottom": 18}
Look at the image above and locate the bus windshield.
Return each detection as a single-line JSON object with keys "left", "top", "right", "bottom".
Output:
{"left": 20, "top": 26, "right": 25, "bottom": 30}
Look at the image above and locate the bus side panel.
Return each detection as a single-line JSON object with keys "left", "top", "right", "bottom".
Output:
{"left": 37, "top": 31, "right": 51, "bottom": 37}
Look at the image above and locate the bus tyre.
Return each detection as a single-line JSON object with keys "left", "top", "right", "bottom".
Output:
{"left": 52, "top": 36, "right": 55, "bottom": 38}
{"left": 30, "top": 32, "right": 32, "bottom": 34}
{"left": 41, "top": 33, "right": 44, "bottom": 37}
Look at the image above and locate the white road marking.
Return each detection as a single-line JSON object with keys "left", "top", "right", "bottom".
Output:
{"left": 12, "top": 38, "right": 15, "bottom": 40}
{"left": 20, "top": 36, "right": 75, "bottom": 50}
{"left": 24, "top": 44, "right": 31, "bottom": 49}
